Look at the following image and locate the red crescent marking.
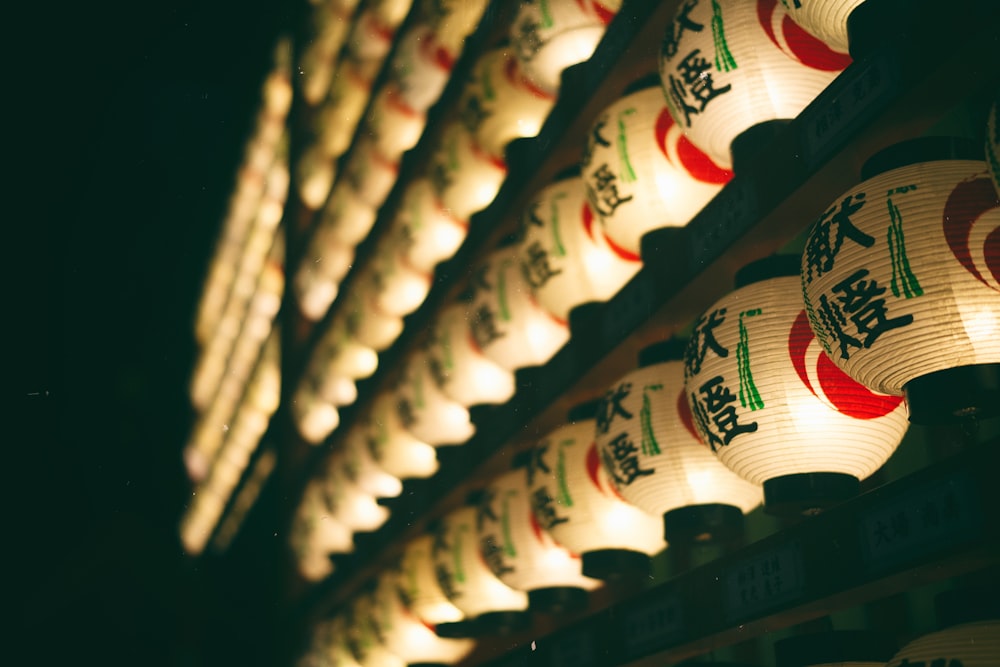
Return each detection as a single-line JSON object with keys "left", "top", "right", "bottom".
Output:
{"left": 585, "top": 442, "right": 602, "bottom": 489}
{"left": 943, "top": 175, "right": 1000, "bottom": 292}
{"left": 781, "top": 16, "right": 852, "bottom": 71}
{"left": 789, "top": 308, "right": 813, "bottom": 390}
{"left": 591, "top": 1, "right": 616, "bottom": 25}
{"left": 529, "top": 505, "right": 546, "bottom": 544}
{"left": 470, "top": 138, "right": 508, "bottom": 171}
{"left": 385, "top": 87, "right": 421, "bottom": 118}
{"left": 757, "top": 0, "right": 780, "bottom": 49}
{"left": 676, "top": 387, "right": 702, "bottom": 443}
{"left": 655, "top": 107, "right": 675, "bottom": 164}
{"left": 677, "top": 134, "right": 734, "bottom": 184}
{"left": 603, "top": 229, "right": 642, "bottom": 262}
{"left": 582, "top": 201, "right": 597, "bottom": 241}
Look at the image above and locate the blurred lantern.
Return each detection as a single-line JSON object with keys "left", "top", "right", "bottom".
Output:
{"left": 423, "top": 0, "right": 489, "bottom": 64}
{"left": 476, "top": 459, "right": 601, "bottom": 614}
{"left": 296, "top": 146, "right": 337, "bottom": 210}
{"left": 343, "top": 136, "right": 400, "bottom": 210}
{"left": 581, "top": 78, "right": 732, "bottom": 258}
{"left": 394, "top": 178, "right": 468, "bottom": 274}
{"left": 509, "top": 0, "right": 610, "bottom": 96}
{"left": 467, "top": 247, "right": 570, "bottom": 372}
{"left": 320, "top": 452, "right": 391, "bottom": 533}
{"left": 369, "top": 232, "right": 433, "bottom": 316}
{"left": 395, "top": 349, "right": 475, "bottom": 446}
{"left": 579, "top": 0, "right": 621, "bottom": 24}
{"left": 371, "top": 0, "right": 414, "bottom": 30}
{"left": 595, "top": 340, "right": 762, "bottom": 545}
{"left": 318, "top": 181, "right": 379, "bottom": 247}
{"left": 391, "top": 24, "right": 454, "bottom": 114}
{"left": 432, "top": 503, "right": 531, "bottom": 635}
{"left": 775, "top": 629, "right": 898, "bottom": 667}
{"left": 341, "top": 422, "right": 404, "bottom": 499}
{"left": 657, "top": 0, "right": 849, "bottom": 170}
{"left": 885, "top": 620, "right": 1000, "bottom": 667}
{"left": 517, "top": 169, "right": 640, "bottom": 322}
{"left": 424, "top": 301, "right": 516, "bottom": 407}
{"left": 367, "top": 84, "right": 427, "bottom": 161}
{"left": 780, "top": 0, "right": 864, "bottom": 55}
{"left": 293, "top": 387, "right": 341, "bottom": 444}
{"left": 347, "top": 8, "right": 397, "bottom": 62}
{"left": 364, "top": 391, "right": 440, "bottom": 480}
{"left": 317, "top": 616, "right": 363, "bottom": 667}
{"left": 316, "top": 61, "right": 373, "bottom": 158}
{"left": 684, "top": 255, "right": 909, "bottom": 516}
{"left": 310, "top": 317, "right": 379, "bottom": 400}
{"left": 989, "top": 97, "right": 1000, "bottom": 195}
{"left": 348, "top": 592, "right": 407, "bottom": 667}
{"left": 527, "top": 401, "right": 665, "bottom": 580}
{"left": 429, "top": 122, "right": 508, "bottom": 221}
{"left": 801, "top": 137, "right": 1000, "bottom": 424}
{"left": 342, "top": 283, "right": 405, "bottom": 352}
{"left": 398, "top": 534, "right": 468, "bottom": 628}
{"left": 299, "top": 6, "right": 352, "bottom": 106}
{"left": 297, "top": 480, "right": 355, "bottom": 556}
{"left": 459, "top": 47, "right": 556, "bottom": 161}
{"left": 293, "top": 238, "right": 354, "bottom": 321}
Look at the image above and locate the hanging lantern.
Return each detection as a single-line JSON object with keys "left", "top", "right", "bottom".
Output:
{"left": 295, "top": 237, "right": 355, "bottom": 321}
{"left": 988, "top": 98, "right": 1000, "bottom": 196}
{"left": 348, "top": 592, "right": 407, "bottom": 667}
{"left": 299, "top": 6, "right": 352, "bottom": 106}
{"left": 342, "top": 283, "right": 405, "bottom": 352}
{"left": 394, "top": 178, "right": 468, "bottom": 274}
{"left": 780, "top": 0, "right": 864, "bottom": 55}
{"left": 595, "top": 340, "right": 762, "bottom": 545}
{"left": 429, "top": 121, "right": 507, "bottom": 221}
{"left": 458, "top": 47, "right": 556, "bottom": 162}
{"left": 476, "top": 461, "right": 601, "bottom": 614}
{"left": 341, "top": 422, "right": 404, "bottom": 499}
{"left": 657, "top": 0, "right": 850, "bottom": 170}
{"left": 347, "top": 8, "right": 397, "bottom": 63}
{"left": 398, "top": 534, "right": 468, "bottom": 627}
{"left": 367, "top": 84, "right": 427, "bottom": 161}
{"left": 292, "top": 387, "right": 341, "bottom": 444}
{"left": 509, "top": 0, "right": 610, "bottom": 96}
{"left": 369, "top": 232, "right": 433, "bottom": 317}
{"left": 581, "top": 78, "right": 732, "bottom": 258}
{"left": 296, "top": 480, "right": 355, "bottom": 556}
{"left": 371, "top": 0, "right": 414, "bottom": 30}
{"left": 343, "top": 136, "right": 400, "bottom": 210}
{"left": 316, "top": 61, "right": 373, "bottom": 158}
{"left": 395, "top": 349, "right": 475, "bottom": 446}
{"left": 886, "top": 620, "right": 1000, "bottom": 667}
{"left": 423, "top": 0, "right": 489, "bottom": 64}
{"left": 517, "top": 169, "right": 641, "bottom": 322}
{"left": 320, "top": 453, "right": 390, "bottom": 533}
{"left": 431, "top": 503, "right": 531, "bottom": 635}
{"left": 800, "top": 137, "right": 1000, "bottom": 424}
{"left": 319, "top": 181, "right": 379, "bottom": 247}
{"left": 467, "top": 247, "right": 570, "bottom": 372}
{"left": 527, "top": 401, "right": 665, "bottom": 580}
{"left": 774, "top": 629, "right": 898, "bottom": 667}
{"left": 364, "top": 391, "right": 440, "bottom": 480}
{"left": 424, "top": 301, "right": 516, "bottom": 407}
{"left": 296, "top": 146, "right": 337, "bottom": 211}
{"left": 314, "top": 315, "right": 380, "bottom": 383}
{"left": 390, "top": 24, "right": 454, "bottom": 114}
{"left": 684, "top": 255, "right": 910, "bottom": 516}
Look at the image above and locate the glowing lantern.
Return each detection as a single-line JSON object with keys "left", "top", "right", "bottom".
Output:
{"left": 517, "top": 170, "right": 641, "bottom": 322}
{"left": 347, "top": 8, "right": 397, "bottom": 62}
{"left": 394, "top": 178, "right": 468, "bottom": 274}
{"left": 293, "top": 239, "right": 353, "bottom": 321}
{"left": 348, "top": 592, "right": 406, "bottom": 667}
{"left": 801, "top": 138, "right": 1000, "bottom": 424}
{"left": 316, "top": 61, "right": 373, "bottom": 158}
{"left": 657, "top": 0, "right": 849, "bottom": 170}
{"left": 321, "top": 452, "right": 390, "bottom": 533}
{"left": 580, "top": 0, "right": 620, "bottom": 24}
{"left": 299, "top": 7, "right": 352, "bottom": 106}
{"left": 341, "top": 285, "right": 404, "bottom": 352}
{"left": 395, "top": 349, "right": 475, "bottom": 446}
{"left": 527, "top": 401, "right": 665, "bottom": 579}
{"left": 428, "top": 122, "right": 507, "bottom": 221}
{"left": 509, "top": 0, "right": 609, "bottom": 96}
{"left": 296, "top": 147, "right": 336, "bottom": 210}
{"left": 297, "top": 480, "right": 355, "bottom": 556}
{"left": 319, "top": 181, "right": 378, "bottom": 247}
{"left": 684, "top": 255, "right": 910, "bottom": 516}
{"left": 390, "top": 24, "right": 454, "bottom": 114}
{"left": 315, "top": 315, "right": 380, "bottom": 382}
{"left": 341, "top": 422, "right": 404, "bottom": 499}
{"left": 467, "top": 248, "right": 570, "bottom": 372}
{"left": 364, "top": 391, "right": 440, "bottom": 480}
{"left": 885, "top": 620, "right": 1000, "bottom": 667}
{"left": 780, "top": 0, "right": 864, "bottom": 54}
{"left": 292, "top": 387, "right": 340, "bottom": 444}
{"left": 775, "top": 630, "right": 898, "bottom": 667}
{"left": 371, "top": 0, "right": 414, "bottom": 29}
{"left": 398, "top": 534, "right": 467, "bottom": 626}
{"left": 595, "top": 340, "right": 762, "bottom": 544}
{"left": 343, "top": 136, "right": 400, "bottom": 210}
{"left": 423, "top": 0, "right": 489, "bottom": 64}
{"left": 370, "top": 233, "right": 433, "bottom": 317}
{"left": 581, "top": 79, "right": 732, "bottom": 258}
{"left": 367, "top": 84, "right": 427, "bottom": 161}
{"left": 476, "top": 462, "right": 601, "bottom": 613}
{"left": 989, "top": 99, "right": 1000, "bottom": 195}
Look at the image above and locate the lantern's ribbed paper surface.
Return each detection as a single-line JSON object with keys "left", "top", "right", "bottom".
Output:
{"left": 658, "top": 0, "right": 849, "bottom": 169}
{"left": 293, "top": 393, "right": 340, "bottom": 444}
{"left": 349, "top": 592, "right": 406, "bottom": 667}
{"left": 367, "top": 84, "right": 426, "bottom": 161}
{"left": 477, "top": 468, "right": 601, "bottom": 593}
{"left": 365, "top": 391, "right": 439, "bottom": 480}
{"left": 344, "top": 136, "right": 399, "bottom": 209}
{"left": 429, "top": 122, "right": 507, "bottom": 221}
{"left": 433, "top": 505, "right": 529, "bottom": 618}
{"left": 399, "top": 534, "right": 467, "bottom": 625}
{"left": 518, "top": 175, "right": 639, "bottom": 321}
{"left": 885, "top": 620, "right": 1000, "bottom": 667}
{"left": 396, "top": 350, "right": 475, "bottom": 446}
{"left": 348, "top": 9, "right": 395, "bottom": 62}
{"left": 390, "top": 24, "right": 453, "bottom": 113}
{"left": 395, "top": 178, "right": 468, "bottom": 274}
{"left": 298, "top": 481, "right": 354, "bottom": 554}
{"left": 801, "top": 159, "right": 1000, "bottom": 395}
{"left": 596, "top": 361, "right": 762, "bottom": 517}
{"left": 684, "top": 274, "right": 909, "bottom": 486}
{"left": 780, "top": 0, "right": 862, "bottom": 54}
{"left": 468, "top": 249, "right": 570, "bottom": 372}
{"left": 581, "top": 85, "right": 731, "bottom": 256}
{"left": 527, "top": 418, "right": 665, "bottom": 555}
{"left": 342, "top": 423, "right": 403, "bottom": 498}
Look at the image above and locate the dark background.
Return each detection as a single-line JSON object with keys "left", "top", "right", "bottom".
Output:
{"left": 17, "top": 1, "right": 291, "bottom": 664}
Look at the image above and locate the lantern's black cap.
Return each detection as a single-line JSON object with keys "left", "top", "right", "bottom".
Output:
{"left": 675, "top": 662, "right": 760, "bottom": 667}
{"left": 638, "top": 339, "right": 686, "bottom": 367}
{"left": 475, "top": 610, "right": 532, "bottom": 636}
{"left": 581, "top": 548, "right": 651, "bottom": 581}
{"left": 734, "top": 254, "right": 801, "bottom": 288}
{"left": 512, "top": 449, "right": 534, "bottom": 469}
{"left": 904, "top": 363, "right": 1000, "bottom": 425}
{"left": 553, "top": 164, "right": 581, "bottom": 181}
{"left": 663, "top": 503, "right": 744, "bottom": 545}
{"left": 775, "top": 630, "right": 897, "bottom": 667}
{"left": 495, "top": 231, "right": 521, "bottom": 249}
{"left": 935, "top": 584, "right": 1000, "bottom": 628}
{"left": 861, "top": 136, "right": 983, "bottom": 180}
{"left": 464, "top": 489, "right": 485, "bottom": 506}
{"left": 528, "top": 586, "right": 589, "bottom": 615}
{"left": 623, "top": 73, "right": 662, "bottom": 96}
{"left": 433, "top": 619, "right": 480, "bottom": 639}
{"left": 567, "top": 398, "right": 601, "bottom": 422}
{"left": 731, "top": 119, "right": 790, "bottom": 175}
{"left": 763, "top": 472, "right": 860, "bottom": 517}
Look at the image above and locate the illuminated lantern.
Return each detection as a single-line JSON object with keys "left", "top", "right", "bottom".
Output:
{"left": 390, "top": 24, "right": 454, "bottom": 114}
{"left": 595, "top": 340, "right": 762, "bottom": 544}
{"left": 684, "top": 255, "right": 909, "bottom": 516}
{"left": 432, "top": 503, "right": 530, "bottom": 634}
{"left": 398, "top": 534, "right": 467, "bottom": 626}
{"left": 579, "top": 0, "right": 621, "bottom": 24}
{"left": 316, "top": 61, "right": 373, "bottom": 158}
{"left": 395, "top": 349, "right": 475, "bottom": 446}
{"left": 458, "top": 47, "right": 556, "bottom": 161}
{"left": 581, "top": 79, "right": 732, "bottom": 258}
{"left": 292, "top": 387, "right": 340, "bottom": 444}
{"left": 467, "top": 248, "right": 570, "bottom": 372}
{"left": 428, "top": 122, "right": 507, "bottom": 221}
{"left": 371, "top": 0, "right": 414, "bottom": 30}
{"left": 342, "top": 285, "right": 405, "bottom": 352}
{"left": 394, "top": 178, "right": 468, "bottom": 274}
{"left": 296, "top": 147, "right": 336, "bottom": 210}
{"left": 657, "top": 0, "right": 849, "bottom": 170}
{"left": 423, "top": 0, "right": 489, "bottom": 64}
{"left": 424, "top": 302, "right": 516, "bottom": 407}
{"left": 509, "top": 0, "right": 610, "bottom": 96}
{"left": 320, "top": 453, "right": 390, "bottom": 533}
{"left": 341, "top": 422, "right": 404, "bottom": 499}
{"left": 801, "top": 138, "right": 1000, "bottom": 424}
{"left": 299, "top": 6, "right": 352, "bottom": 106}
{"left": 370, "top": 233, "right": 433, "bottom": 317}
{"left": 294, "top": 233, "right": 355, "bottom": 321}
{"left": 517, "top": 170, "right": 641, "bottom": 322}
{"left": 314, "top": 315, "right": 380, "bottom": 382}
{"left": 318, "top": 181, "right": 378, "bottom": 247}
{"left": 989, "top": 98, "right": 1000, "bottom": 195}
{"left": 364, "top": 391, "right": 440, "bottom": 480}
{"left": 296, "top": 480, "right": 355, "bottom": 556}
{"left": 347, "top": 8, "right": 397, "bottom": 62}
{"left": 527, "top": 401, "right": 665, "bottom": 579}
{"left": 367, "top": 84, "right": 427, "bottom": 161}
{"left": 343, "top": 136, "right": 400, "bottom": 210}
{"left": 348, "top": 592, "right": 406, "bottom": 667}
{"left": 476, "top": 460, "right": 601, "bottom": 613}
{"left": 780, "top": 0, "right": 863, "bottom": 54}
{"left": 886, "top": 620, "right": 1000, "bottom": 667}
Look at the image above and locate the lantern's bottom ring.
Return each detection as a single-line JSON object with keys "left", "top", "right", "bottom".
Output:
{"left": 432, "top": 619, "right": 480, "bottom": 639}
{"left": 763, "top": 472, "right": 860, "bottom": 517}
{"left": 730, "top": 119, "right": 791, "bottom": 176}
{"left": 527, "top": 586, "right": 590, "bottom": 614}
{"left": 639, "top": 226, "right": 686, "bottom": 267}
{"left": 903, "top": 363, "right": 1000, "bottom": 426}
{"left": 581, "top": 548, "right": 651, "bottom": 581}
{"left": 473, "top": 610, "right": 532, "bottom": 636}
{"left": 663, "top": 503, "right": 744, "bottom": 545}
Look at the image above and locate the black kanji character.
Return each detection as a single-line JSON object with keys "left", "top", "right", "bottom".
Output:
{"left": 531, "top": 487, "right": 568, "bottom": 530}
{"left": 476, "top": 488, "right": 498, "bottom": 531}
{"left": 686, "top": 308, "right": 728, "bottom": 377}
{"left": 596, "top": 381, "right": 634, "bottom": 434}
{"left": 522, "top": 241, "right": 562, "bottom": 288}
{"left": 818, "top": 269, "right": 913, "bottom": 359}
{"left": 661, "top": 0, "right": 703, "bottom": 59}
{"left": 691, "top": 376, "right": 758, "bottom": 451}
{"left": 588, "top": 163, "right": 634, "bottom": 217}
{"left": 527, "top": 442, "right": 551, "bottom": 487}
{"left": 470, "top": 303, "right": 505, "bottom": 350}
{"left": 666, "top": 49, "right": 732, "bottom": 127}
{"left": 803, "top": 194, "right": 873, "bottom": 282}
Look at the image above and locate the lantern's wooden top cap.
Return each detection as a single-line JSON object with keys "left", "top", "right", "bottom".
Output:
{"left": 861, "top": 136, "right": 983, "bottom": 180}
{"left": 637, "top": 338, "right": 686, "bottom": 367}
{"left": 734, "top": 254, "right": 800, "bottom": 289}
{"left": 567, "top": 398, "right": 600, "bottom": 422}
{"left": 623, "top": 72, "right": 661, "bottom": 96}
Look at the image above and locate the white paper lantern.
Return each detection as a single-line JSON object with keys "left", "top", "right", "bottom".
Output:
{"left": 518, "top": 171, "right": 640, "bottom": 321}
{"left": 315, "top": 316, "right": 380, "bottom": 381}
{"left": 371, "top": 0, "right": 414, "bottom": 29}
{"left": 398, "top": 534, "right": 466, "bottom": 625}
{"left": 370, "top": 233, "right": 433, "bottom": 317}
{"left": 297, "top": 147, "right": 337, "bottom": 210}
{"left": 342, "top": 286, "right": 405, "bottom": 352}
{"left": 658, "top": 0, "right": 849, "bottom": 170}
{"left": 395, "top": 349, "right": 475, "bottom": 446}
{"left": 295, "top": 239, "right": 355, "bottom": 321}
{"left": 348, "top": 8, "right": 397, "bottom": 62}
{"left": 343, "top": 136, "right": 400, "bottom": 210}
{"left": 297, "top": 480, "right": 355, "bottom": 555}
{"left": 988, "top": 99, "right": 1000, "bottom": 196}
{"left": 423, "top": 0, "right": 489, "bottom": 64}
{"left": 429, "top": 122, "right": 507, "bottom": 221}
{"left": 365, "top": 391, "right": 440, "bottom": 480}
{"left": 314, "top": 616, "right": 363, "bottom": 667}
{"left": 527, "top": 403, "right": 666, "bottom": 579}
{"left": 684, "top": 256, "right": 910, "bottom": 515}
{"left": 321, "top": 454, "right": 390, "bottom": 532}
{"left": 390, "top": 24, "right": 454, "bottom": 114}
{"left": 595, "top": 340, "right": 763, "bottom": 544}
{"left": 317, "top": 62, "right": 373, "bottom": 158}
{"left": 319, "top": 182, "right": 378, "bottom": 247}
{"left": 476, "top": 465, "right": 601, "bottom": 613}
{"left": 459, "top": 47, "right": 556, "bottom": 161}
{"left": 394, "top": 178, "right": 468, "bottom": 274}
{"left": 509, "top": 0, "right": 609, "bottom": 96}
{"left": 348, "top": 592, "right": 406, "bottom": 667}
{"left": 341, "top": 423, "right": 404, "bottom": 499}
{"left": 424, "top": 302, "right": 516, "bottom": 407}
{"left": 800, "top": 139, "right": 1000, "bottom": 423}
{"left": 780, "top": 0, "right": 864, "bottom": 54}
{"left": 293, "top": 388, "right": 341, "bottom": 444}
{"left": 886, "top": 620, "right": 1000, "bottom": 667}
{"left": 367, "top": 84, "right": 427, "bottom": 161}
{"left": 581, "top": 81, "right": 732, "bottom": 257}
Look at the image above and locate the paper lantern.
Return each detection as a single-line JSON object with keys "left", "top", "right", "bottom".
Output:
{"left": 458, "top": 47, "right": 556, "bottom": 161}
{"left": 293, "top": 388, "right": 341, "bottom": 444}
{"left": 581, "top": 80, "right": 732, "bottom": 257}
{"left": 364, "top": 391, "right": 440, "bottom": 480}
{"left": 467, "top": 248, "right": 570, "bottom": 372}
{"left": 517, "top": 170, "right": 640, "bottom": 322}
{"left": 347, "top": 8, "right": 397, "bottom": 62}
{"left": 316, "top": 61, "right": 373, "bottom": 158}
{"left": 431, "top": 504, "right": 530, "bottom": 634}
{"left": 989, "top": 98, "right": 1000, "bottom": 196}
{"left": 312, "top": 616, "right": 363, "bottom": 667}
{"left": 658, "top": 0, "right": 849, "bottom": 170}
{"left": 296, "top": 147, "right": 337, "bottom": 210}
{"left": 294, "top": 237, "right": 355, "bottom": 321}
{"left": 299, "top": 6, "right": 352, "bottom": 106}
{"left": 341, "top": 422, "right": 404, "bottom": 499}
{"left": 314, "top": 315, "right": 380, "bottom": 381}
{"left": 476, "top": 463, "right": 601, "bottom": 613}
{"left": 509, "top": 0, "right": 609, "bottom": 96}
{"left": 429, "top": 122, "right": 507, "bottom": 221}
{"left": 394, "top": 178, "right": 469, "bottom": 274}
{"left": 424, "top": 302, "right": 516, "bottom": 407}
{"left": 398, "top": 534, "right": 467, "bottom": 626}
{"left": 780, "top": 0, "right": 863, "bottom": 54}
{"left": 321, "top": 453, "right": 390, "bottom": 532}
{"left": 800, "top": 138, "right": 1000, "bottom": 423}
{"left": 774, "top": 630, "right": 898, "bottom": 667}
{"left": 390, "top": 24, "right": 453, "bottom": 114}
{"left": 886, "top": 620, "right": 1000, "bottom": 667}
{"left": 342, "top": 285, "right": 405, "bottom": 352}
{"left": 527, "top": 401, "right": 665, "bottom": 579}
{"left": 297, "top": 480, "right": 355, "bottom": 555}
{"left": 348, "top": 592, "right": 406, "bottom": 667}
{"left": 395, "top": 349, "right": 475, "bottom": 446}
{"left": 595, "top": 340, "right": 762, "bottom": 544}
{"left": 319, "top": 181, "right": 378, "bottom": 247}
{"left": 579, "top": 0, "right": 620, "bottom": 24}
{"left": 343, "top": 136, "right": 400, "bottom": 210}
{"left": 367, "top": 84, "right": 427, "bottom": 161}
{"left": 423, "top": 0, "right": 489, "bottom": 64}
{"left": 370, "top": 233, "right": 433, "bottom": 316}
{"left": 684, "top": 255, "right": 910, "bottom": 516}
{"left": 371, "top": 0, "right": 414, "bottom": 29}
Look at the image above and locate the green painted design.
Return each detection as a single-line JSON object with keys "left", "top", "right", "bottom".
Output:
{"left": 448, "top": 133, "right": 460, "bottom": 170}
{"left": 555, "top": 438, "right": 575, "bottom": 507}
{"left": 481, "top": 55, "right": 497, "bottom": 101}
{"left": 408, "top": 195, "right": 423, "bottom": 231}
{"left": 501, "top": 489, "right": 518, "bottom": 557}
{"left": 640, "top": 384, "right": 663, "bottom": 456}
{"left": 440, "top": 323, "right": 455, "bottom": 370}
{"left": 549, "top": 192, "right": 568, "bottom": 257}
{"left": 737, "top": 308, "right": 764, "bottom": 410}
{"left": 496, "top": 259, "right": 513, "bottom": 321}
{"left": 886, "top": 191, "right": 923, "bottom": 299}
{"left": 453, "top": 524, "right": 468, "bottom": 584}
{"left": 711, "top": 0, "right": 738, "bottom": 72}
{"left": 616, "top": 108, "right": 638, "bottom": 183}
{"left": 412, "top": 366, "right": 426, "bottom": 409}
{"left": 539, "top": 0, "right": 554, "bottom": 28}
{"left": 406, "top": 556, "right": 419, "bottom": 599}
